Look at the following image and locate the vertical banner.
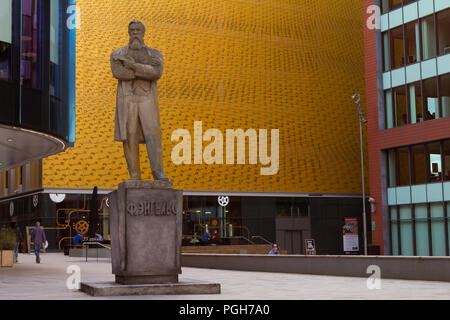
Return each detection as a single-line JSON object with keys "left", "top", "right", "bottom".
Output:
{"left": 343, "top": 218, "right": 359, "bottom": 253}
{"left": 0, "top": 0, "right": 12, "bottom": 44}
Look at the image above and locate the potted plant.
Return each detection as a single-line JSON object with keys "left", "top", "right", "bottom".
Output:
{"left": 0, "top": 228, "right": 16, "bottom": 267}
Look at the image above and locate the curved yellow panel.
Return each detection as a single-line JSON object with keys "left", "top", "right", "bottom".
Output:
{"left": 43, "top": 0, "right": 367, "bottom": 194}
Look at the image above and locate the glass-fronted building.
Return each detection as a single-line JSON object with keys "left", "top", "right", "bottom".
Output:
{"left": 0, "top": 0, "right": 75, "bottom": 239}
{"left": 387, "top": 139, "right": 450, "bottom": 256}
{"left": 364, "top": 0, "right": 450, "bottom": 256}
{"left": 0, "top": 0, "right": 75, "bottom": 145}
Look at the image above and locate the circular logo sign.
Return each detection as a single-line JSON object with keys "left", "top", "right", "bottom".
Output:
{"left": 32, "top": 194, "right": 39, "bottom": 208}
{"left": 105, "top": 198, "right": 110, "bottom": 207}
{"left": 49, "top": 193, "right": 66, "bottom": 203}
{"left": 218, "top": 196, "right": 229, "bottom": 207}
{"left": 9, "top": 202, "right": 14, "bottom": 217}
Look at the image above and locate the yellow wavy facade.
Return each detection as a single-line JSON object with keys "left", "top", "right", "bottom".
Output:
{"left": 43, "top": 0, "right": 367, "bottom": 194}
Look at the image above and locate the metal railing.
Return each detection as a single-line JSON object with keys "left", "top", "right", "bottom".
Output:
{"left": 82, "top": 241, "right": 111, "bottom": 262}
{"left": 82, "top": 241, "right": 111, "bottom": 250}
{"left": 227, "top": 236, "right": 256, "bottom": 245}
{"left": 193, "top": 223, "right": 252, "bottom": 241}
{"left": 251, "top": 235, "right": 272, "bottom": 245}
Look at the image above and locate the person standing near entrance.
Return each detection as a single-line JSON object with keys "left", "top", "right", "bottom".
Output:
{"left": 31, "top": 221, "right": 46, "bottom": 264}
{"left": 14, "top": 224, "right": 23, "bottom": 263}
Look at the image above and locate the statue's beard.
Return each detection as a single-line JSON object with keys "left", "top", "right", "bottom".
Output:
{"left": 129, "top": 37, "right": 144, "bottom": 50}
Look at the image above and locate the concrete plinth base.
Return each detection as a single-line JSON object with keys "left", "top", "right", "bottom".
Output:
{"left": 80, "top": 281, "right": 221, "bottom": 297}
{"left": 115, "top": 274, "right": 178, "bottom": 285}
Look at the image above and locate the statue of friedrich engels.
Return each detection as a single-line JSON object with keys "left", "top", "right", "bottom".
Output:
{"left": 110, "top": 20, "right": 169, "bottom": 181}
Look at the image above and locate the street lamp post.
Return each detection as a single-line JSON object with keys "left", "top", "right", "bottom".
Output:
{"left": 352, "top": 94, "right": 368, "bottom": 256}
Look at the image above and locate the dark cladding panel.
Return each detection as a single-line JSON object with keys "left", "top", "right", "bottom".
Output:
{"left": 241, "top": 197, "right": 276, "bottom": 244}
{"left": 310, "top": 198, "right": 372, "bottom": 255}
{"left": 0, "top": 81, "right": 16, "bottom": 124}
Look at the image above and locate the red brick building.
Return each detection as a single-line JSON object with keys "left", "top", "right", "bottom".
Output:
{"left": 364, "top": 0, "right": 450, "bottom": 255}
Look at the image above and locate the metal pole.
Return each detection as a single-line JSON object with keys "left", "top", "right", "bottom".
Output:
{"left": 359, "top": 114, "right": 368, "bottom": 256}
{"left": 353, "top": 94, "right": 368, "bottom": 256}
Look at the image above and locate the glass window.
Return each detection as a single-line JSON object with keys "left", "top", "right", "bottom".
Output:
{"left": 390, "top": 26, "right": 405, "bottom": 69}
{"left": 423, "top": 77, "right": 439, "bottom": 120}
{"left": 408, "top": 82, "right": 422, "bottom": 124}
{"left": 388, "top": 149, "right": 397, "bottom": 187}
{"left": 421, "top": 15, "right": 437, "bottom": 61}
{"left": 276, "top": 198, "right": 291, "bottom": 217}
{"left": 398, "top": 147, "right": 411, "bottom": 186}
{"left": 394, "top": 85, "right": 408, "bottom": 126}
{"left": 430, "top": 203, "right": 446, "bottom": 256}
{"left": 447, "top": 203, "right": 450, "bottom": 253}
{"left": 382, "top": 0, "right": 418, "bottom": 13}
{"left": 184, "top": 197, "right": 203, "bottom": 237}
{"left": 383, "top": 32, "right": 391, "bottom": 72}
{"left": 437, "top": 9, "right": 450, "bottom": 56}
{"left": 203, "top": 197, "right": 219, "bottom": 233}
{"left": 440, "top": 74, "right": 450, "bottom": 119}
{"left": 399, "top": 205, "right": 414, "bottom": 255}
{"left": 390, "top": 207, "right": 399, "bottom": 255}
{"left": 390, "top": 0, "right": 402, "bottom": 12}
{"left": 50, "top": 0, "right": 60, "bottom": 97}
{"left": 292, "top": 198, "right": 309, "bottom": 217}
{"left": 427, "top": 142, "right": 442, "bottom": 182}
{"left": 0, "top": 1, "right": 12, "bottom": 44}
{"left": 414, "top": 204, "right": 429, "bottom": 256}
{"left": 444, "top": 141, "right": 450, "bottom": 181}
{"left": 4, "top": 171, "right": 8, "bottom": 189}
{"left": 405, "top": 21, "right": 420, "bottom": 65}
{"left": 412, "top": 144, "right": 426, "bottom": 184}
{"left": 18, "top": 166, "right": 22, "bottom": 186}
{"left": 0, "top": 0, "right": 12, "bottom": 81}
{"left": 381, "top": 0, "right": 389, "bottom": 14}
{"left": 183, "top": 196, "right": 248, "bottom": 240}
{"left": 385, "top": 90, "right": 394, "bottom": 128}
{"left": 21, "top": 0, "right": 42, "bottom": 89}
{"left": 276, "top": 198, "right": 309, "bottom": 217}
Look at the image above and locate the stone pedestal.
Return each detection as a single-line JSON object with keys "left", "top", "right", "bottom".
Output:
{"left": 109, "top": 180, "right": 182, "bottom": 285}
{"left": 80, "top": 281, "right": 221, "bottom": 297}
{"left": 80, "top": 179, "right": 221, "bottom": 296}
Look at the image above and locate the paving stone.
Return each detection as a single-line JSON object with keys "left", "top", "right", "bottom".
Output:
{"left": 0, "top": 253, "right": 449, "bottom": 300}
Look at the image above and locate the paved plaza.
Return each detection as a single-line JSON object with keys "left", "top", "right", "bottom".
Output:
{"left": 0, "top": 253, "right": 449, "bottom": 300}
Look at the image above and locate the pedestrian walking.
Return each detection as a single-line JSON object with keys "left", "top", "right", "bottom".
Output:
{"left": 31, "top": 221, "right": 46, "bottom": 264}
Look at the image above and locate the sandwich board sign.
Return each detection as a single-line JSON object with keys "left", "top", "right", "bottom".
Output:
{"left": 304, "top": 239, "right": 316, "bottom": 255}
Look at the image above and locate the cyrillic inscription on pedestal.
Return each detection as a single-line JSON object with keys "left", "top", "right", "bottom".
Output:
{"left": 109, "top": 180, "right": 182, "bottom": 284}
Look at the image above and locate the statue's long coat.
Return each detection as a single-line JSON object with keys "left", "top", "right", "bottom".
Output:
{"left": 110, "top": 45, "right": 163, "bottom": 143}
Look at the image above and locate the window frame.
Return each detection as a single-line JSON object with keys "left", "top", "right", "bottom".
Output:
{"left": 385, "top": 139, "right": 450, "bottom": 187}
{"left": 390, "top": 201, "right": 450, "bottom": 256}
